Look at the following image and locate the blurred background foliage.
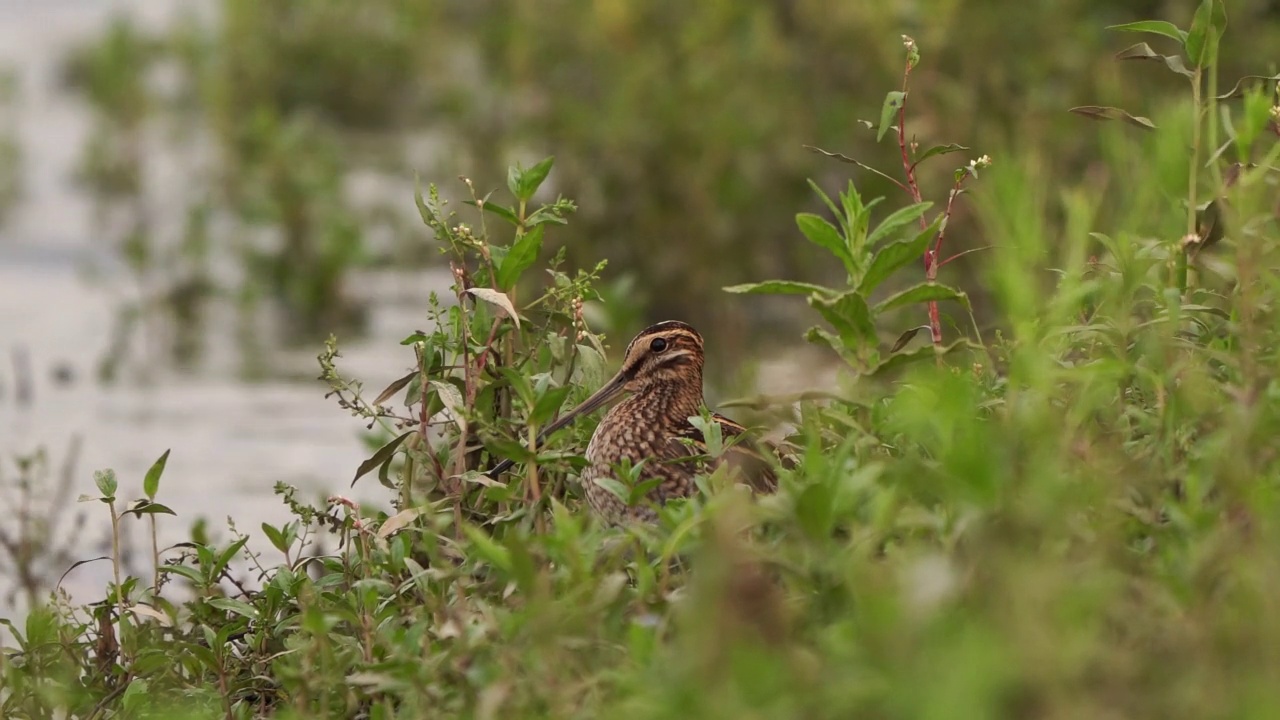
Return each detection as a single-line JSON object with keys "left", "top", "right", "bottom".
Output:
{"left": 60, "top": 0, "right": 1280, "bottom": 374}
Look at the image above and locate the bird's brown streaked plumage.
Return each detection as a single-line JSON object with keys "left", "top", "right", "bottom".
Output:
{"left": 486, "top": 320, "right": 782, "bottom": 524}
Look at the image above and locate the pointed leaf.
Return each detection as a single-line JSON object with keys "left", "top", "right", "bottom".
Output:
{"left": 877, "top": 91, "right": 905, "bottom": 142}
{"left": 124, "top": 500, "right": 177, "bottom": 517}
{"left": 1069, "top": 106, "right": 1157, "bottom": 131}
{"left": 465, "top": 200, "right": 519, "bottom": 226}
{"left": 804, "top": 146, "right": 906, "bottom": 190}
{"left": 1186, "top": 0, "right": 1226, "bottom": 68}
{"left": 1106, "top": 20, "right": 1188, "bottom": 45}
{"left": 431, "top": 380, "right": 467, "bottom": 434}
{"left": 466, "top": 287, "right": 521, "bottom": 328}
{"left": 723, "top": 280, "right": 832, "bottom": 296}
{"left": 506, "top": 164, "right": 521, "bottom": 200}
{"left": 859, "top": 214, "right": 943, "bottom": 294}
{"left": 1217, "top": 74, "right": 1280, "bottom": 100}
{"left": 810, "top": 291, "right": 877, "bottom": 348}
{"left": 516, "top": 156, "right": 555, "bottom": 201}
{"left": 530, "top": 384, "right": 573, "bottom": 426}
{"left": 912, "top": 143, "right": 969, "bottom": 167}
{"left": 796, "top": 213, "right": 853, "bottom": 270}
{"left": 352, "top": 431, "right": 413, "bottom": 487}
{"left": 867, "top": 201, "right": 933, "bottom": 248}
{"left": 874, "top": 282, "right": 970, "bottom": 314}
{"left": 374, "top": 371, "right": 417, "bottom": 408}
{"left": 142, "top": 449, "right": 170, "bottom": 500}
{"left": 94, "top": 469, "right": 117, "bottom": 498}
{"left": 378, "top": 508, "right": 422, "bottom": 539}
{"left": 496, "top": 224, "right": 544, "bottom": 290}
{"left": 207, "top": 598, "right": 260, "bottom": 621}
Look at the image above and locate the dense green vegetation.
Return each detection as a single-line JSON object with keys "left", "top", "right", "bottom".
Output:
{"left": 4, "top": 1, "right": 1280, "bottom": 717}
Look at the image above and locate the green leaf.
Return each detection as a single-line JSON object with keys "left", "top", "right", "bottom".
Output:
{"left": 1069, "top": 105, "right": 1157, "bottom": 131}
{"left": 890, "top": 325, "right": 932, "bottom": 353}
{"left": 142, "top": 449, "right": 170, "bottom": 500}
{"left": 913, "top": 143, "right": 969, "bottom": 167}
{"left": 351, "top": 431, "right": 413, "bottom": 487}
{"left": 212, "top": 537, "right": 250, "bottom": 580}
{"left": 530, "top": 384, "right": 573, "bottom": 427}
{"left": 207, "top": 598, "right": 260, "bottom": 621}
{"left": 497, "top": 224, "right": 544, "bottom": 290}
{"left": 94, "top": 469, "right": 117, "bottom": 499}
{"left": 796, "top": 481, "right": 835, "bottom": 540}
{"left": 866, "top": 201, "right": 933, "bottom": 248}
{"left": 795, "top": 212, "right": 853, "bottom": 271}
{"left": 261, "top": 523, "right": 288, "bottom": 554}
{"left": 516, "top": 156, "right": 555, "bottom": 202}
{"left": 124, "top": 500, "right": 176, "bottom": 517}
{"left": 466, "top": 200, "right": 519, "bottom": 226}
{"left": 873, "top": 282, "right": 970, "bottom": 314}
{"left": 877, "top": 91, "right": 905, "bottom": 142}
{"left": 158, "top": 565, "right": 203, "bottom": 584}
{"left": 869, "top": 339, "right": 979, "bottom": 377}
{"left": 723, "top": 280, "right": 832, "bottom": 296}
{"left": 1106, "top": 20, "right": 1188, "bottom": 45}
{"left": 859, "top": 214, "right": 943, "bottom": 294}
{"left": 463, "top": 526, "right": 512, "bottom": 573}
{"left": 506, "top": 164, "right": 521, "bottom": 200}
{"left": 1186, "top": 0, "right": 1226, "bottom": 68}
{"left": 810, "top": 291, "right": 877, "bottom": 348}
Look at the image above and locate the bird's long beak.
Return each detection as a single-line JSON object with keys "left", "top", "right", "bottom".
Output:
{"left": 486, "top": 370, "right": 629, "bottom": 478}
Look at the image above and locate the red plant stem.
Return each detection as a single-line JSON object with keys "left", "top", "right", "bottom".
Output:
{"left": 895, "top": 55, "right": 942, "bottom": 346}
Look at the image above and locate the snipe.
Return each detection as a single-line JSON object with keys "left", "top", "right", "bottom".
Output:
{"left": 487, "top": 320, "right": 779, "bottom": 524}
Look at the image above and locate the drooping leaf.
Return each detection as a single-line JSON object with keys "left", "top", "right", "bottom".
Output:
{"left": 859, "top": 214, "right": 943, "bottom": 294}
{"left": 496, "top": 224, "right": 544, "bottom": 290}
{"left": 723, "top": 280, "right": 832, "bottom": 296}
{"left": 466, "top": 287, "right": 521, "bottom": 328}
{"left": 124, "top": 500, "right": 177, "bottom": 517}
{"left": 142, "top": 449, "right": 170, "bottom": 500}
{"left": 873, "top": 282, "right": 970, "bottom": 314}
{"left": 351, "top": 431, "right": 413, "bottom": 487}
{"left": 466, "top": 200, "right": 519, "bottom": 226}
{"left": 374, "top": 371, "right": 416, "bottom": 408}
{"left": 1114, "top": 42, "right": 1194, "bottom": 77}
{"left": 890, "top": 325, "right": 932, "bottom": 353}
{"left": 877, "top": 91, "right": 905, "bottom": 142}
{"left": 1069, "top": 105, "right": 1157, "bottom": 131}
{"left": 803, "top": 146, "right": 905, "bottom": 191}
{"left": 1216, "top": 73, "right": 1280, "bottom": 100}
{"left": 1106, "top": 20, "right": 1188, "bottom": 45}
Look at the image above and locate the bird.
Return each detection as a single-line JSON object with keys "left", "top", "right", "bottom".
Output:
{"left": 486, "top": 320, "right": 781, "bottom": 524}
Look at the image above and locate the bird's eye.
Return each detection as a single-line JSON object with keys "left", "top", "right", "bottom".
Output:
{"left": 649, "top": 337, "right": 668, "bottom": 353}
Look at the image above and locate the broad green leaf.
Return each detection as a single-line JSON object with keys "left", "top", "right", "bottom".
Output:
{"left": 873, "top": 282, "right": 970, "bottom": 314}
{"left": 868, "top": 339, "right": 978, "bottom": 377}
{"left": 1106, "top": 20, "right": 1188, "bottom": 45}
{"left": 124, "top": 500, "right": 176, "bottom": 517}
{"left": 1186, "top": 0, "right": 1226, "bottom": 68}
{"left": 261, "top": 523, "right": 288, "bottom": 554}
{"left": 506, "top": 164, "right": 521, "bottom": 200}
{"left": 858, "top": 214, "right": 943, "bottom": 294}
{"left": 158, "top": 565, "right": 203, "bottom": 584}
{"left": 142, "top": 449, "right": 170, "bottom": 499}
{"left": 212, "top": 537, "right": 250, "bottom": 580}
{"left": 516, "top": 156, "right": 555, "bottom": 202}
{"left": 94, "top": 469, "right": 117, "bottom": 498}
{"left": 496, "top": 224, "right": 544, "bottom": 290}
{"left": 867, "top": 201, "right": 933, "bottom": 248}
{"left": 810, "top": 291, "right": 877, "bottom": 348}
{"left": 723, "top": 280, "right": 832, "bottom": 296}
{"left": 530, "top": 384, "right": 573, "bottom": 426}
{"left": 796, "top": 212, "right": 853, "bottom": 272}
{"left": 351, "top": 431, "right": 413, "bottom": 487}
{"left": 877, "top": 91, "right": 905, "bottom": 142}
{"left": 207, "top": 598, "right": 260, "bottom": 621}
